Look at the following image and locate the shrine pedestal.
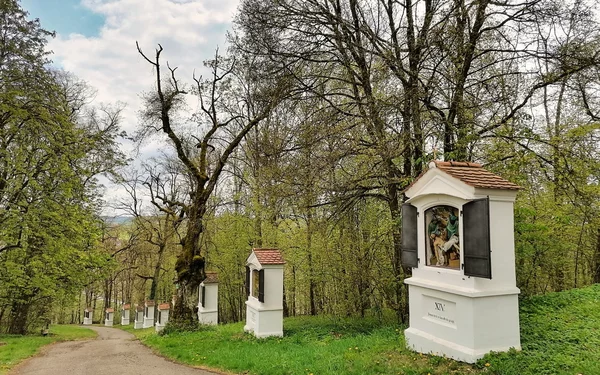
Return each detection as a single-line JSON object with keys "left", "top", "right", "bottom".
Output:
{"left": 243, "top": 249, "right": 284, "bottom": 338}
{"left": 402, "top": 161, "right": 521, "bottom": 363}
{"left": 198, "top": 272, "right": 219, "bottom": 325}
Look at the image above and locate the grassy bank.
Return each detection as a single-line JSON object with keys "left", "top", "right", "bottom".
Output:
{"left": 0, "top": 325, "right": 97, "bottom": 374}
{"left": 124, "top": 284, "right": 600, "bottom": 375}
{"left": 482, "top": 284, "right": 600, "bottom": 375}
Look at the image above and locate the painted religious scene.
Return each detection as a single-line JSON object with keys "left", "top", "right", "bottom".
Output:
{"left": 425, "top": 205, "right": 460, "bottom": 269}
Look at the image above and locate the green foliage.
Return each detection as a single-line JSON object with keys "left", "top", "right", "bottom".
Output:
{"left": 201, "top": 197, "right": 398, "bottom": 323}
{"left": 0, "top": 0, "right": 125, "bottom": 333}
{"left": 0, "top": 325, "right": 96, "bottom": 374}
{"left": 485, "top": 113, "right": 600, "bottom": 296}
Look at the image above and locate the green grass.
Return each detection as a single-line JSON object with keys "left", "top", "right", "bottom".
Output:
{"left": 126, "top": 317, "right": 475, "bottom": 374}
{"left": 0, "top": 325, "right": 97, "bottom": 374}
{"left": 481, "top": 284, "right": 600, "bottom": 375}
{"left": 123, "top": 284, "right": 600, "bottom": 375}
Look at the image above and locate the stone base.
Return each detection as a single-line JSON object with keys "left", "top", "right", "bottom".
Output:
{"left": 243, "top": 325, "right": 283, "bottom": 338}
{"left": 198, "top": 309, "right": 218, "bottom": 325}
{"left": 134, "top": 320, "right": 144, "bottom": 329}
{"left": 121, "top": 318, "right": 129, "bottom": 325}
{"left": 405, "top": 327, "right": 510, "bottom": 363}
{"left": 142, "top": 317, "right": 154, "bottom": 329}
{"left": 245, "top": 302, "right": 283, "bottom": 338}
{"left": 83, "top": 317, "right": 92, "bottom": 325}
{"left": 155, "top": 323, "right": 165, "bottom": 332}
{"left": 405, "top": 278, "right": 521, "bottom": 363}
{"left": 104, "top": 320, "right": 113, "bottom": 327}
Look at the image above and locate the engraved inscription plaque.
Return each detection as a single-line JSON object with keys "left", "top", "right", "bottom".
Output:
{"left": 423, "top": 295, "right": 456, "bottom": 328}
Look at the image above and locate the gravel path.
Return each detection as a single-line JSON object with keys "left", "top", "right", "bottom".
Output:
{"left": 11, "top": 326, "right": 220, "bottom": 375}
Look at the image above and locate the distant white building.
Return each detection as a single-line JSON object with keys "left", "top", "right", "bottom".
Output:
{"left": 134, "top": 305, "right": 144, "bottom": 329}
{"left": 198, "top": 272, "right": 219, "bottom": 325}
{"left": 83, "top": 307, "right": 93, "bottom": 325}
{"left": 155, "top": 303, "right": 170, "bottom": 332}
{"left": 244, "top": 248, "right": 285, "bottom": 338}
{"left": 104, "top": 308, "right": 114, "bottom": 327}
{"left": 121, "top": 304, "right": 131, "bottom": 325}
{"left": 143, "top": 300, "right": 155, "bottom": 328}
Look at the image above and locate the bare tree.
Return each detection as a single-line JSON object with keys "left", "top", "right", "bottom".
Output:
{"left": 136, "top": 43, "right": 291, "bottom": 320}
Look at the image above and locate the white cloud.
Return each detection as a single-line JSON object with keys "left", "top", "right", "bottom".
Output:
{"left": 48, "top": 0, "right": 240, "bottom": 215}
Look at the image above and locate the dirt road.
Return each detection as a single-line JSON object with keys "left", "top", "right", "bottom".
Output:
{"left": 11, "top": 326, "right": 220, "bottom": 375}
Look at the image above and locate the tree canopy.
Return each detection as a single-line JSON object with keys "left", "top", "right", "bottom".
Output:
{"left": 0, "top": 0, "right": 126, "bottom": 333}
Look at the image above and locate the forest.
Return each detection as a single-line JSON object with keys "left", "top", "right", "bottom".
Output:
{"left": 0, "top": 0, "right": 599, "bottom": 334}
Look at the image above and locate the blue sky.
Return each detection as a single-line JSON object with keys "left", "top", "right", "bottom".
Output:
{"left": 21, "top": 0, "right": 105, "bottom": 37}
{"left": 22, "top": 0, "right": 239, "bottom": 215}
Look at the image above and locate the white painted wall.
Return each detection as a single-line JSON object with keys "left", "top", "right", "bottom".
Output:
{"left": 155, "top": 308, "right": 170, "bottom": 332}
{"left": 143, "top": 302, "right": 155, "bottom": 328}
{"left": 104, "top": 311, "right": 114, "bottom": 327}
{"left": 134, "top": 309, "right": 144, "bottom": 329}
{"left": 198, "top": 283, "right": 218, "bottom": 325}
{"left": 83, "top": 309, "right": 93, "bottom": 325}
{"left": 121, "top": 308, "right": 130, "bottom": 325}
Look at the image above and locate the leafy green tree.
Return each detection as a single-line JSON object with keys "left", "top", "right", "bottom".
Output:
{"left": 0, "top": 0, "right": 126, "bottom": 333}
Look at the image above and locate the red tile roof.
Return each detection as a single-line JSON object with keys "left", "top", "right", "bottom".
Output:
{"left": 253, "top": 248, "right": 285, "bottom": 265}
{"left": 203, "top": 272, "right": 219, "bottom": 284}
{"left": 158, "top": 303, "right": 170, "bottom": 310}
{"left": 85, "top": 307, "right": 93, "bottom": 311}
{"left": 145, "top": 300, "right": 155, "bottom": 306}
{"left": 105, "top": 308, "right": 114, "bottom": 313}
{"left": 432, "top": 161, "right": 520, "bottom": 190}
{"left": 136, "top": 305, "right": 144, "bottom": 312}
{"left": 122, "top": 304, "right": 131, "bottom": 310}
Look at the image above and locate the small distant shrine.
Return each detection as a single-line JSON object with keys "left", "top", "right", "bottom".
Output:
{"left": 83, "top": 307, "right": 93, "bottom": 325}
{"left": 198, "top": 271, "right": 219, "bottom": 325}
{"left": 143, "top": 300, "right": 155, "bottom": 328}
{"left": 121, "top": 304, "right": 131, "bottom": 325}
{"left": 104, "top": 308, "right": 114, "bottom": 327}
{"left": 244, "top": 248, "right": 285, "bottom": 338}
{"left": 155, "top": 303, "right": 170, "bottom": 332}
{"left": 401, "top": 161, "right": 521, "bottom": 363}
{"left": 134, "top": 305, "right": 144, "bottom": 329}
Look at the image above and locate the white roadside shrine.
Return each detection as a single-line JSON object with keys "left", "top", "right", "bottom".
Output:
{"left": 155, "top": 303, "right": 170, "bottom": 332}
{"left": 104, "top": 308, "right": 114, "bottom": 327}
{"left": 401, "top": 161, "right": 521, "bottom": 363}
{"left": 83, "top": 307, "right": 93, "bottom": 325}
{"left": 244, "top": 248, "right": 285, "bottom": 338}
{"left": 121, "top": 304, "right": 131, "bottom": 325}
{"left": 198, "top": 272, "right": 219, "bottom": 325}
{"left": 134, "top": 305, "right": 144, "bottom": 329}
{"left": 143, "top": 300, "right": 155, "bottom": 328}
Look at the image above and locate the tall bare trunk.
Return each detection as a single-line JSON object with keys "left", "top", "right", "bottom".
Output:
{"left": 593, "top": 229, "right": 600, "bottom": 284}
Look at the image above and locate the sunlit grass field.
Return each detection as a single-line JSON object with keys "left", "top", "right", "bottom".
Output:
{"left": 122, "top": 284, "right": 600, "bottom": 375}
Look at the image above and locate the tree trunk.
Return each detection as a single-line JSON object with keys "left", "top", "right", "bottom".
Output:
{"left": 8, "top": 300, "right": 31, "bottom": 335}
{"left": 307, "top": 211, "right": 317, "bottom": 316}
{"left": 173, "top": 199, "right": 207, "bottom": 322}
{"left": 102, "top": 279, "right": 110, "bottom": 315}
{"left": 387, "top": 177, "right": 411, "bottom": 323}
{"left": 593, "top": 228, "right": 600, "bottom": 284}
{"left": 149, "top": 243, "right": 167, "bottom": 301}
